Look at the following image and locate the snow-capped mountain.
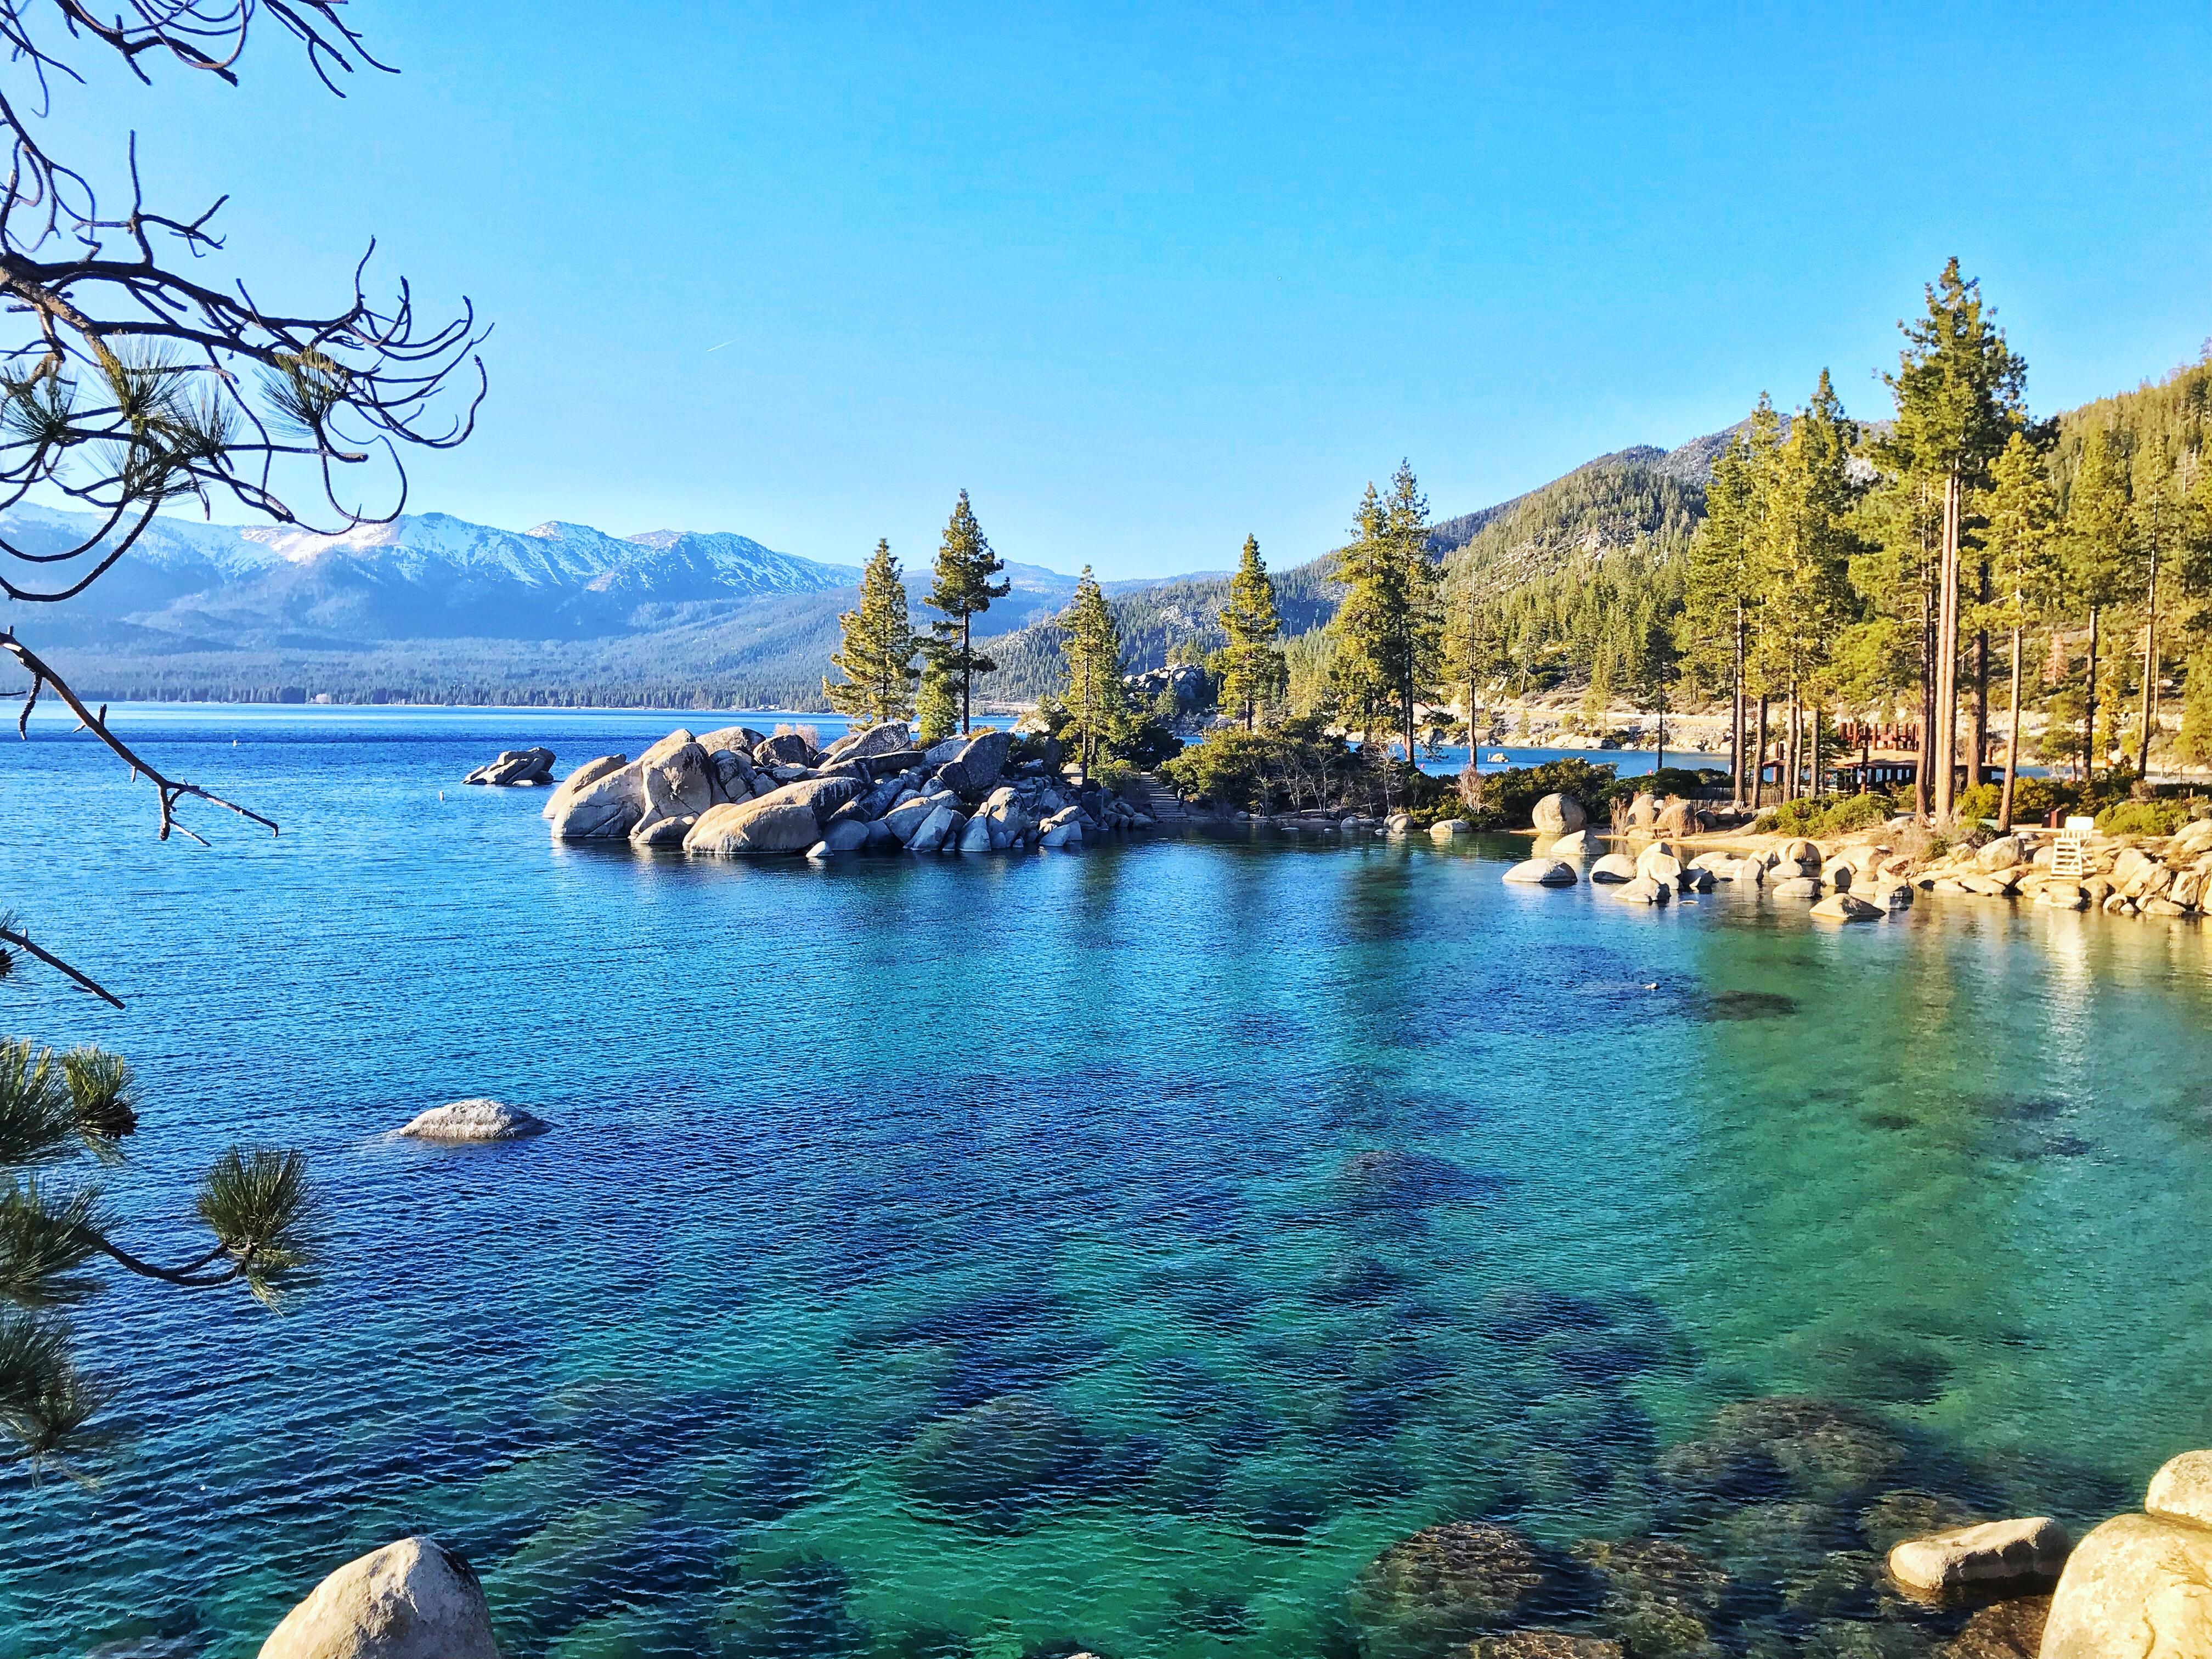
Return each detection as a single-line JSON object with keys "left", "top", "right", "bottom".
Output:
{"left": 0, "top": 504, "right": 864, "bottom": 650}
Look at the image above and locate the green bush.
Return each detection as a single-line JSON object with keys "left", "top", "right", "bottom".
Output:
{"left": 1751, "top": 792, "right": 1897, "bottom": 838}
{"left": 2095, "top": 798, "right": 2191, "bottom": 837}
{"left": 1462, "top": 757, "right": 1623, "bottom": 830}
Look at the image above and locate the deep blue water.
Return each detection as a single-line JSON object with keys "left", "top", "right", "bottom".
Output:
{"left": 0, "top": 707, "right": 2206, "bottom": 1659}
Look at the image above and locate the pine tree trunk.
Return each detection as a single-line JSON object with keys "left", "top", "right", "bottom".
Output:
{"left": 1656, "top": 706, "right": 1666, "bottom": 775}
{"left": 1730, "top": 606, "right": 1746, "bottom": 808}
{"left": 1809, "top": 702, "right": 1822, "bottom": 801}
{"left": 1752, "top": 696, "right": 1768, "bottom": 808}
{"left": 1786, "top": 689, "right": 1801, "bottom": 801}
{"left": 1932, "top": 470, "right": 1963, "bottom": 821}
{"left": 1971, "top": 625, "right": 1989, "bottom": 799}
{"left": 961, "top": 613, "right": 973, "bottom": 735}
{"left": 2084, "top": 605, "right": 2100, "bottom": 781}
{"left": 2000, "top": 623, "right": 2023, "bottom": 831}
{"left": 2137, "top": 541, "right": 2159, "bottom": 778}
{"left": 1914, "top": 577, "right": 1934, "bottom": 820}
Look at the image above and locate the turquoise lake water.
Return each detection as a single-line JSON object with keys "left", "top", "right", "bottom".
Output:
{"left": 0, "top": 708, "right": 2207, "bottom": 1659}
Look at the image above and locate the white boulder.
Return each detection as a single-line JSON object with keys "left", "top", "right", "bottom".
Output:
{"left": 1531, "top": 793, "right": 1587, "bottom": 834}
{"left": 395, "top": 1099, "right": 548, "bottom": 1143}
{"left": 1503, "top": 857, "right": 1576, "bottom": 885}
{"left": 1887, "top": 1516, "right": 2069, "bottom": 1593}
{"left": 259, "top": 1536, "right": 497, "bottom": 1659}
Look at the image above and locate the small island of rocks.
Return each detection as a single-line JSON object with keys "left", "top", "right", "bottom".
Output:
{"left": 532, "top": 721, "right": 1155, "bottom": 857}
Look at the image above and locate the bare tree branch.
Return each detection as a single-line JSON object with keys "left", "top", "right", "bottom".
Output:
{"left": 3, "top": 631, "right": 278, "bottom": 843}
{"left": 0, "top": 920, "right": 122, "bottom": 1007}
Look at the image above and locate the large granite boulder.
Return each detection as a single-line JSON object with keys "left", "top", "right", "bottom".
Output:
{"left": 2041, "top": 1506, "right": 2212, "bottom": 1659}
{"left": 938, "top": 729, "right": 1012, "bottom": 799}
{"left": 258, "top": 1536, "right": 496, "bottom": 1659}
{"left": 1590, "top": 853, "right": 1639, "bottom": 883}
{"left": 2148, "top": 1450, "right": 2212, "bottom": 1528}
{"left": 683, "top": 800, "right": 822, "bottom": 855}
{"left": 1635, "top": 847, "right": 1683, "bottom": 884}
{"left": 1886, "top": 1517, "right": 2068, "bottom": 1593}
{"left": 879, "top": 794, "right": 938, "bottom": 843}
{"left": 1655, "top": 797, "right": 1703, "bottom": 837}
{"left": 695, "top": 725, "right": 766, "bottom": 757}
{"left": 541, "top": 754, "right": 628, "bottom": 820}
{"left": 1610, "top": 875, "right": 1670, "bottom": 905}
{"left": 708, "top": 748, "right": 753, "bottom": 803}
{"left": 394, "top": 1099, "right": 548, "bottom": 1143}
{"left": 820, "top": 720, "right": 912, "bottom": 765}
{"left": 639, "top": 740, "right": 713, "bottom": 820}
{"left": 548, "top": 762, "right": 646, "bottom": 840}
{"left": 1627, "top": 792, "right": 1659, "bottom": 830}
{"left": 750, "top": 775, "right": 861, "bottom": 823}
{"left": 906, "top": 802, "right": 957, "bottom": 851}
{"left": 753, "top": 731, "right": 817, "bottom": 767}
{"left": 1532, "top": 793, "right": 1587, "bottom": 834}
{"left": 462, "top": 747, "right": 555, "bottom": 787}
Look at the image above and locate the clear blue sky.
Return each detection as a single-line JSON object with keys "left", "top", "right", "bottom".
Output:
{"left": 56, "top": 2, "right": 2212, "bottom": 579}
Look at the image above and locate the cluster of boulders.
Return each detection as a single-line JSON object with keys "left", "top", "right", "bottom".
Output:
{"left": 1910, "top": 815, "right": 2212, "bottom": 916}
{"left": 461, "top": 747, "right": 555, "bottom": 787}
{"left": 538, "top": 720, "right": 1154, "bottom": 859}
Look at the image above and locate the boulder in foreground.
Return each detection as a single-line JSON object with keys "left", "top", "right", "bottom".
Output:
{"left": 396, "top": 1098, "right": 549, "bottom": 1143}
{"left": 258, "top": 1535, "right": 496, "bottom": 1659}
{"left": 1531, "top": 792, "right": 1586, "bottom": 834}
{"left": 2040, "top": 1449, "right": 2212, "bottom": 1659}
{"left": 1886, "top": 1516, "right": 2068, "bottom": 1593}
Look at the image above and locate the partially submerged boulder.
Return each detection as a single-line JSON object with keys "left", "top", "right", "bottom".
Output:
{"left": 395, "top": 1099, "right": 549, "bottom": 1143}
{"left": 1432, "top": 819, "right": 1475, "bottom": 842}
{"left": 1503, "top": 857, "right": 1577, "bottom": 886}
{"left": 1610, "top": 874, "right": 1670, "bottom": 905}
{"left": 684, "top": 800, "right": 822, "bottom": 855}
{"left": 1590, "top": 853, "right": 1639, "bottom": 883}
{"left": 1548, "top": 828, "right": 1590, "bottom": 855}
{"left": 462, "top": 747, "right": 554, "bottom": 787}
{"left": 259, "top": 1536, "right": 496, "bottom": 1659}
{"left": 1350, "top": 1522, "right": 1546, "bottom": 1657}
{"left": 541, "top": 754, "right": 628, "bottom": 821}
{"left": 1887, "top": 1516, "right": 2069, "bottom": 1594}
{"left": 1810, "top": 892, "right": 1883, "bottom": 923}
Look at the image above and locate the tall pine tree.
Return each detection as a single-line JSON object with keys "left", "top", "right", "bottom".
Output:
{"left": 1059, "top": 567, "right": 1126, "bottom": 774}
{"left": 1878, "top": 259, "right": 2028, "bottom": 820}
{"left": 1976, "top": 432, "right": 2059, "bottom": 827}
{"left": 2063, "top": 427, "right": 2132, "bottom": 780}
{"left": 1327, "top": 462, "right": 1441, "bottom": 762}
{"left": 823, "top": 539, "right": 918, "bottom": 725}
{"left": 925, "top": 490, "right": 1010, "bottom": 735}
{"left": 1217, "top": 535, "right": 1285, "bottom": 732}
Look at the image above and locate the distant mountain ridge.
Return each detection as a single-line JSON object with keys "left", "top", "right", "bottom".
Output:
{"left": 2, "top": 423, "right": 1743, "bottom": 705}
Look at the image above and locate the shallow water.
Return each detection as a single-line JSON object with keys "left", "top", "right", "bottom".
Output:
{"left": 0, "top": 708, "right": 2207, "bottom": 1659}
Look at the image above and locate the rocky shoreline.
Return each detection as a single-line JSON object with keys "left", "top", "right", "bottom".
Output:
{"left": 251, "top": 1438, "right": 2212, "bottom": 1658}
{"left": 503, "top": 721, "right": 1156, "bottom": 857}
{"left": 1493, "top": 791, "right": 2212, "bottom": 925}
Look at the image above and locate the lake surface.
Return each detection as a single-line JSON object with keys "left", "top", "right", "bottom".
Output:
{"left": 1, "top": 707, "right": 2206, "bottom": 1659}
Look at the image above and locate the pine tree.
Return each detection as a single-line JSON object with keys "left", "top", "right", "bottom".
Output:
{"left": 1327, "top": 464, "right": 1441, "bottom": 763}
{"left": 1754, "top": 372, "right": 1863, "bottom": 800}
{"left": 1059, "top": 567, "right": 1126, "bottom": 774}
{"left": 823, "top": 539, "right": 918, "bottom": 725}
{"left": 2063, "top": 427, "right": 2132, "bottom": 781}
{"left": 1, "top": 1029, "right": 315, "bottom": 1465}
{"left": 1976, "top": 433, "right": 2059, "bottom": 827}
{"left": 914, "top": 654, "right": 957, "bottom": 746}
{"left": 1217, "top": 534, "right": 1285, "bottom": 732}
{"left": 1684, "top": 415, "right": 1770, "bottom": 805}
{"left": 925, "top": 490, "right": 1011, "bottom": 735}
{"left": 1878, "top": 258, "right": 2028, "bottom": 819}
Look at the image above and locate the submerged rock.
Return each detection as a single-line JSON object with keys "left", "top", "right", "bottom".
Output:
{"left": 1338, "top": 1149, "right": 1502, "bottom": 1211}
{"left": 1887, "top": 1517, "right": 2068, "bottom": 1594}
{"left": 897, "top": 1395, "right": 1094, "bottom": 1530}
{"left": 1659, "top": 1397, "right": 1903, "bottom": 1504}
{"left": 1348, "top": 1522, "right": 1546, "bottom": 1657}
{"left": 1575, "top": 1537, "right": 1728, "bottom": 1659}
{"left": 395, "top": 1099, "right": 549, "bottom": 1143}
{"left": 1943, "top": 1595, "right": 2050, "bottom": 1659}
{"left": 258, "top": 1536, "right": 496, "bottom": 1659}
{"left": 1469, "top": 1635, "right": 1624, "bottom": 1659}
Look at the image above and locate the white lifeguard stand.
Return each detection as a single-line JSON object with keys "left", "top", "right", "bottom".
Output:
{"left": 2051, "top": 815, "right": 2094, "bottom": 878}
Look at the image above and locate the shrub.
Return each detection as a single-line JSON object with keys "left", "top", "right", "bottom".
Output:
{"left": 2095, "top": 798, "right": 2191, "bottom": 837}
{"left": 1460, "top": 757, "right": 1623, "bottom": 831}
{"left": 1751, "top": 792, "right": 1897, "bottom": 838}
